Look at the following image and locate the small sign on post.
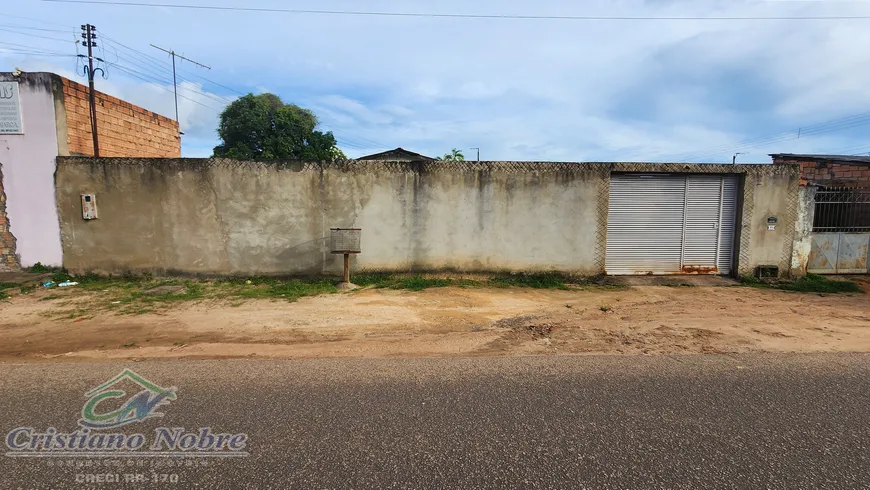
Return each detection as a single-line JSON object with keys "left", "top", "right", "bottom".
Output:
{"left": 330, "top": 228, "right": 361, "bottom": 289}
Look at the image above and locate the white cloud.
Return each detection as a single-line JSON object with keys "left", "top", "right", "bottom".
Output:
{"left": 5, "top": 0, "right": 870, "bottom": 160}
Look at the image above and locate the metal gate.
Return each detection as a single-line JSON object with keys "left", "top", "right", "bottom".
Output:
{"left": 606, "top": 174, "right": 738, "bottom": 275}
{"left": 807, "top": 187, "right": 870, "bottom": 274}
{"left": 807, "top": 233, "right": 869, "bottom": 274}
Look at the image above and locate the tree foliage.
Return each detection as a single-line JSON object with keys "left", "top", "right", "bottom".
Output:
{"left": 437, "top": 148, "right": 465, "bottom": 161}
{"left": 213, "top": 93, "right": 343, "bottom": 161}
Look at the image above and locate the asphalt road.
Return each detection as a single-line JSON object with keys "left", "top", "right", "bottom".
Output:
{"left": 0, "top": 354, "right": 868, "bottom": 489}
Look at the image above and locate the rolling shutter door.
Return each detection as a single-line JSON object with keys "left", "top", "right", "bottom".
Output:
{"left": 716, "top": 176, "right": 739, "bottom": 275}
{"left": 683, "top": 175, "right": 724, "bottom": 272}
{"left": 606, "top": 174, "right": 687, "bottom": 274}
{"left": 606, "top": 174, "right": 739, "bottom": 275}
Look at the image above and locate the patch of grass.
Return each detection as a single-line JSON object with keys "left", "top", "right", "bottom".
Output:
{"left": 0, "top": 291, "right": 8, "bottom": 300}
{"left": 354, "top": 274, "right": 478, "bottom": 291}
{"left": 740, "top": 274, "right": 762, "bottom": 285}
{"left": 741, "top": 274, "right": 863, "bottom": 294}
{"left": 0, "top": 282, "right": 18, "bottom": 291}
{"left": 352, "top": 273, "right": 396, "bottom": 288}
{"left": 390, "top": 276, "right": 456, "bottom": 291}
{"left": 599, "top": 305, "right": 612, "bottom": 312}
{"left": 122, "top": 342, "right": 137, "bottom": 348}
{"left": 39, "top": 294, "right": 63, "bottom": 301}
{"left": 19, "top": 284, "right": 37, "bottom": 294}
{"left": 488, "top": 272, "right": 571, "bottom": 289}
{"left": 776, "top": 274, "right": 863, "bottom": 293}
{"left": 229, "top": 278, "right": 338, "bottom": 302}
{"left": 26, "top": 262, "right": 64, "bottom": 274}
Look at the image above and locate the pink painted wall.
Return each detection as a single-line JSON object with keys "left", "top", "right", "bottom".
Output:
{"left": 0, "top": 74, "right": 63, "bottom": 267}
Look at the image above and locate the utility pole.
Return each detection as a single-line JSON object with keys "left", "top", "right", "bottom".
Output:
{"left": 471, "top": 147, "right": 480, "bottom": 162}
{"left": 150, "top": 44, "right": 210, "bottom": 129}
{"left": 81, "top": 24, "right": 101, "bottom": 157}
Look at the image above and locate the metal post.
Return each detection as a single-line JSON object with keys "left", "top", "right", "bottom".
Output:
{"left": 171, "top": 52, "right": 179, "bottom": 124}
{"left": 150, "top": 44, "right": 211, "bottom": 133}
{"left": 343, "top": 253, "right": 350, "bottom": 283}
{"left": 85, "top": 24, "right": 99, "bottom": 157}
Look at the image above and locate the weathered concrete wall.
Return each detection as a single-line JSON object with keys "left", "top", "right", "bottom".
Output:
{"left": 0, "top": 163, "right": 16, "bottom": 271}
{"left": 55, "top": 158, "right": 800, "bottom": 277}
{"left": 790, "top": 186, "right": 817, "bottom": 276}
{"left": 0, "top": 73, "right": 64, "bottom": 267}
{"left": 741, "top": 168, "right": 801, "bottom": 276}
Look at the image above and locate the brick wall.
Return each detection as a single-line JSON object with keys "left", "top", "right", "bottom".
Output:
{"left": 773, "top": 157, "right": 870, "bottom": 186}
{"left": 61, "top": 78, "right": 180, "bottom": 157}
{"left": 0, "top": 164, "right": 18, "bottom": 271}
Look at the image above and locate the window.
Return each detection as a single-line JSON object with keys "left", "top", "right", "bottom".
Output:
{"left": 813, "top": 186, "right": 870, "bottom": 232}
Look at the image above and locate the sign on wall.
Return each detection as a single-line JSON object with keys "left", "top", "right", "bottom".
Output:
{"left": 0, "top": 81, "right": 23, "bottom": 134}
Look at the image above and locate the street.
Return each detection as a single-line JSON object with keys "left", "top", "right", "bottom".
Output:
{"left": 1, "top": 354, "right": 868, "bottom": 489}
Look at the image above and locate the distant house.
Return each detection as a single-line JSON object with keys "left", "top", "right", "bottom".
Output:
{"left": 771, "top": 153, "right": 870, "bottom": 275}
{"left": 357, "top": 147, "right": 435, "bottom": 162}
{"left": 771, "top": 153, "right": 870, "bottom": 186}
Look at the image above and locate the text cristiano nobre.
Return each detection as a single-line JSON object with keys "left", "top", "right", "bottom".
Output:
{"left": 6, "top": 427, "right": 247, "bottom": 452}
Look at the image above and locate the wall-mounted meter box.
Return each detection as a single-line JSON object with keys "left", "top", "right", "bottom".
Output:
{"left": 81, "top": 193, "right": 98, "bottom": 220}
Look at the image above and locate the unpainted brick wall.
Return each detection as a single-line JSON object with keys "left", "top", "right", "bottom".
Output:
{"left": 773, "top": 157, "right": 870, "bottom": 186}
{"left": 0, "top": 164, "right": 18, "bottom": 271}
{"left": 61, "top": 78, "right": 181, "bottom": 157}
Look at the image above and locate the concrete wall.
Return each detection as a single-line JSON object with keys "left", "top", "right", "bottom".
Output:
{"left": 0, "top": 73, "right": 64, "bottom": 268}
{"left": 55, "top": 158, "right": 801, "bottom": 277}
{"left": 790, "top": 186, "right": 817, "bottom": 276}
{"left": 0, "top": 164, "right": 15, "bottom": 271}
{"left": 743, "top": 169, "right": 801, "bottom": 274}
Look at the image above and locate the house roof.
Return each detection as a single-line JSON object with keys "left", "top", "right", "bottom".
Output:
{"left": 770, "top": 153, "right": 870, "bottom": 165}
{"left": 357, "top": 147, "right": 435, "bottom": 161}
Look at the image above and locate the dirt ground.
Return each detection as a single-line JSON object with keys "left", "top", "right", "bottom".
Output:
{"left": 1, "top": 277, "right": 869, "bottom": 362}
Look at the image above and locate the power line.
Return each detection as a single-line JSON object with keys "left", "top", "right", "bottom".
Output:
{"left": 658, "top": 111, "right": 870, "bottom": 162}
{"left": 107, "top": 62, "right": 225, "bottom": 112}
{"left": 0, "top": 24, "right": 74, "bottom": 33}
{"left": 150, "top": 43, "right": 211, "bottom": 126}
{"left": 0, "top": 50, "right": 75, "bottom": 57}
{"left": 1, "top": 14, "right": 75, "bottom": 29}
{"left": 0, "top": 27, "right": 76, "bottom": 43}
{"left": 98, "top": 33, "right": 236, "bottom": 103}
{"left": 98, "top": 35, "right": 387, "bottom": 148}
{"left": 37, "top": 1, "right": 870, "bottom": 21}
{"left": 107, "top": 52, "right": 234, "bottom": 107}
{"left": 3, "top": 19, "right": 387, "bottom": 150}
{"left": 0, "top": 40, "right": 68, "bottom": 51}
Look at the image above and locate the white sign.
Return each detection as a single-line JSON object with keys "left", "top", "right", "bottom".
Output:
{"left": 0, "top": 82, "right": 23, "bottom": 134}
{"left": 768, "top": 225, "right": 776, "bottom": 231}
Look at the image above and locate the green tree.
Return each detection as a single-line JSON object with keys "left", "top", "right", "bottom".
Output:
{"left": 437, "top": 148, "right": 465, "bottom": 161}
{"left": 213, "top": 93, "right": 343, "bottom": 161}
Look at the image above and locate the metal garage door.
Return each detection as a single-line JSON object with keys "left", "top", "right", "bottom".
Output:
{"left": 606, "top": 174, "right": 738, "bottom": 275}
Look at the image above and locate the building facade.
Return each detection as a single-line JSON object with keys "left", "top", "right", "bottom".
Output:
{"left": 0, "top": 72, "right": 180, "bottom": 270}
{"left": 773, "top": 154, "right": 870, "bottom": 275}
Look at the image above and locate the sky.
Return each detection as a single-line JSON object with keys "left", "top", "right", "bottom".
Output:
{"left": 2, "top": 0, "right": 870, "bottom": 162}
